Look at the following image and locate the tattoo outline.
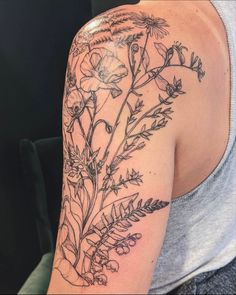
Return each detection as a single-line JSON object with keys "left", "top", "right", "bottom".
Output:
{"left": 54, "top": 7, "right": 205, "bottom": 287}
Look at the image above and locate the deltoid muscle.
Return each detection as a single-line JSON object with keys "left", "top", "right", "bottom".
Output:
{"left": 55, "top": 8, "right": 205, "bottom": 287}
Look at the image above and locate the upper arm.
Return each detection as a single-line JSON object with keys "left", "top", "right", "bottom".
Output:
{"left": 48, "top": 6, "right": 204, "bottom": 294}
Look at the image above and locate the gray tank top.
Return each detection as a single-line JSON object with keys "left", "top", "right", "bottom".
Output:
{"left": 149, "top": 1, "right": 236, "bottom": 294}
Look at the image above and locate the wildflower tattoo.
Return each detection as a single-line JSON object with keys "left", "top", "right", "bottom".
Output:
{"left": 55, "top": 8, "right": 205, "bottom": 287}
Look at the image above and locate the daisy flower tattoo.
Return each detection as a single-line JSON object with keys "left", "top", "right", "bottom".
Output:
{"left": 131, "top": 12, "right": 169, "bottom": 39}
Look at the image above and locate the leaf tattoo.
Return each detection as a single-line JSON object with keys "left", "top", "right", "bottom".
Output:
{"left": 56, "top": 7, "right": 206, "bottom": 287}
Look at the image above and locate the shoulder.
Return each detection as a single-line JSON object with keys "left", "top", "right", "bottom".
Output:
{"left": 66, "top": 3, "right": 206, "bottom": 139}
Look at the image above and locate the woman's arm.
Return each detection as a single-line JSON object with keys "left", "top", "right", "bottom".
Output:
{"left": 47, "top": 5, "right": 204, "bottom": 294}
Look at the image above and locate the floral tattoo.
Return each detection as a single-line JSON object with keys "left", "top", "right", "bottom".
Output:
{"left": 55, "top": 8, "right": 205, "bottom": 287}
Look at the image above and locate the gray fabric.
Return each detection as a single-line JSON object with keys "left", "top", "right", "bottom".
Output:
{"left": 150, "top": 256, "right": 236, "bottom": 295}
{"left": 149, "top": 1, "right": 236, "bottom": 294}
{"left": 18, "top": 253, "right": 53, "bottom": 295}
{"left": 165, "top": 255, "right": 236, "bottom": 295}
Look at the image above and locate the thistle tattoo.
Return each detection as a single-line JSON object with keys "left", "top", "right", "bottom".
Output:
{"left": 54, "top": 7, "right": 205, "bottom": 287}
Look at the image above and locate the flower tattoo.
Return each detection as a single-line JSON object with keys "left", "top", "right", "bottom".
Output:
{"left": 80, "top": 48, "right": 128, "bottom": 98}
{"left": 131, "top": 12, "right": 169, "bottom": 39}
{"left": 54, "top": 7, "right": 206, "bottom": 288}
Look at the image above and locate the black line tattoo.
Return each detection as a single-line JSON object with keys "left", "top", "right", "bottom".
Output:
{"left": 55, "top": 8, "right": 205, "bottom": 287}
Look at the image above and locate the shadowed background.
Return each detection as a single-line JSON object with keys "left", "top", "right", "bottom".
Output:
{"left": 0, "top": 0, "right": 138, "bottom": 293}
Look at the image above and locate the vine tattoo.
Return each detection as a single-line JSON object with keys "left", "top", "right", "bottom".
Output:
{"left": 55, "top": 8, "right": 205, "bottom": 287}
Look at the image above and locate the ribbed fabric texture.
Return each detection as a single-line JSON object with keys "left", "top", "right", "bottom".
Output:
{"left": 149, "top": 1, "right": 236, "bottom": 294}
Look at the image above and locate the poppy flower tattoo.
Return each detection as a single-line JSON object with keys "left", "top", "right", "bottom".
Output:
{"left": 80, "top": 47, "right": 128, "bottom": 97}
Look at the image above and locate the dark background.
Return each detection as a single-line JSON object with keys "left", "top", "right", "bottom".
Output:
{"left": 0, "top": 0, "right": 138, "bottom": 293}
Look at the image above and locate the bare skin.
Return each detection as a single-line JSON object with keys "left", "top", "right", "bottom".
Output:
{"left": 139, "top": 0, "right": 230, "bottom": 200}
{"left": 47, "top": 1, "right": 230, "bottom": 293}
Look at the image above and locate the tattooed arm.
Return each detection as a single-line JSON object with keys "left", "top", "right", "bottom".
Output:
{"left": 47, "top": 5, "right": 205, "bottom": 294}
